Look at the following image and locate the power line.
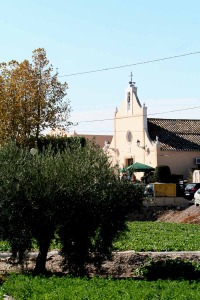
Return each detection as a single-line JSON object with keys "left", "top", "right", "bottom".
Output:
{"left": 0, "top": 51, "right": 199, "bottom": 84}
{"left": 71, "top": 104, "right": 200, "bottom": 124}
{"left": 59, "top": 51, "right": 200, "bottom": 77}
{"left": 149, "top": 105, "right": 200, "bottom": 116}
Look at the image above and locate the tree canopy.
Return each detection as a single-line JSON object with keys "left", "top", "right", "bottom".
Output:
{"left": 0, "top": 141, "right": 144, "bottom": 275}
{"left": 0, "top": 48, "right": 71, "bottom": 145}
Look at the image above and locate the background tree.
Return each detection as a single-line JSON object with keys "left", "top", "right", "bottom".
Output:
{"left": 0, "top": 60, "right": 36, "bottom": 143}
{"left": 0, "top": 48, "right": 71, "bottom": 145}
{"left": 153, "top": 165, "right": 172, "bottom": 183}
{"left": 0, "top": 141, "right": 143, "bottom": 275}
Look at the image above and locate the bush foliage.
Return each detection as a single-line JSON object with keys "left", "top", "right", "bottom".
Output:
{"left": 153, "top": 165, "right": 172, "bottom": 183}
{"left": 24, "top": 135, "right": 86, "bottom": 151}
{"left": 0, "top": 141, "right": 143, "bottom": 275}
{"left": 138, "top": 258, "right": 200, "bottom": 280}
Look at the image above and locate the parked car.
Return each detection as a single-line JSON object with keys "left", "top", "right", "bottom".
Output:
{"left": 184, "top": 183, "right": 200, "bottom": 200}
{"left": 144, "top": 183, "right": 154, "bottom": 197}
{"left": 176, "top": 182, "right": 186, "bottom": 197}
{"left": 194, "top": 188, "right": 200, "bottom": 206}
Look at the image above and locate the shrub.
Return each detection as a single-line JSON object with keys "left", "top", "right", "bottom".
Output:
{"left": 153, "top": 165, "right": 171, "bottom": 183}
{"left": 137, "top": 258, "right": 200, "bottom": 280}
{"left": 17, "top": 135, "right": 86, "bottom": 151}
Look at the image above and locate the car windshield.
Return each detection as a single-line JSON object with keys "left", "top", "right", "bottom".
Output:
{"left": 185, "top": 184, "right": 197, "bottom": 190}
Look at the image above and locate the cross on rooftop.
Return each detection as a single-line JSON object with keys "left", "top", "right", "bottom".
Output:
{"left": 129, "top": 72, "right": 135, "bottom": 86}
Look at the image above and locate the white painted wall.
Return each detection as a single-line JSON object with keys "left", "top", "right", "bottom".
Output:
{"left": 109, "top": 83, "right": 158, "bottom": 172}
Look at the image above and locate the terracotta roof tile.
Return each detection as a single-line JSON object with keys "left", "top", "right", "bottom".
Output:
{"left": 147, "top": 118, "right": 200, "bottom": 151}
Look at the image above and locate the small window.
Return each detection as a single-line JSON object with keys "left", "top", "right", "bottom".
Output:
{"left": 127, "top": 92, "right": 131, "bottom": 110}
{"left": 126, "top": 131, "right": 133, "bottom": 143}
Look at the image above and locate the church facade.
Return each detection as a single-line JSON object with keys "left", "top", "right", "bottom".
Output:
{"left": 107, "top": 80, "right": 200, "bottom": 179}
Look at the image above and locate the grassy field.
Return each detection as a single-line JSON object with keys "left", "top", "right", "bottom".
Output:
{"left": 1, "top": 221, "right": 200, "bottom": 299}
{"left": 113, "top": 221, "right": 200, "bottom": 251}
{"left": 1, "top": 221, "right": 200, "bottom": 252}
{"left": 1, "top": 274, "right": 200, "bottom": 300}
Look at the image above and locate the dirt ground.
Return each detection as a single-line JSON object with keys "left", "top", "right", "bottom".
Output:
{"left": 1, "top": 205, "right": 200, "bottom": 279}
{"left": 128, "top": 204, "right": 200, "bottom": 224}
{"left": 156, "top": 204, "right": 200, "bottom": 224}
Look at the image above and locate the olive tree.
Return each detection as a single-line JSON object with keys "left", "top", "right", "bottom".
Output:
{"left": 0, "top": 142, "right": 143, "bottom": 275}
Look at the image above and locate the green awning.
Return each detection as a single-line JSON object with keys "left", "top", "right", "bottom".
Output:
{"left": 119, "top": 167, "right": 127, "bottom": 173}
{"left": 126, "top": 162, "right": 155, "bottom": 172}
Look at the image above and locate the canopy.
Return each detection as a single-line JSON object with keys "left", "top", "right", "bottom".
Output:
{"left": 119, "top": 167, "right": 127, "bottom": 173}
{"left": 126, "top": 162, "right": 155, "bottom": 172}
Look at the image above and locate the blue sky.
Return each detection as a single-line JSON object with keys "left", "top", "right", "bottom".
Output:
{"left": 1, "top": 1, "right": 200, "bottom": 134}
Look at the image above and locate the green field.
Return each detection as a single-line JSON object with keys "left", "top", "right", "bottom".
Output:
{"left": 1, "top": 274, "right": 200, "bottom": 300}
{"left": 1, "top": 221, "right": 200, "bottom": 253}
{"left": 1, "top": 221, "right": 200, "bottom": 299}
{"left": 113, "top": 221, "right": 200, "bottom": 251}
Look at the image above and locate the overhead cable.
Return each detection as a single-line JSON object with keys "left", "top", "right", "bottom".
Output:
{"left": 59, "top": 51, "right": 200, "bottom": 77}
{"left": 72, "top": 105, "right": 200, "bottom": 124}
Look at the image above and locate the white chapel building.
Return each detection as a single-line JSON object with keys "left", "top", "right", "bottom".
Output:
{"left": 107, "top": 79, "right": 200, "bottom": 179}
